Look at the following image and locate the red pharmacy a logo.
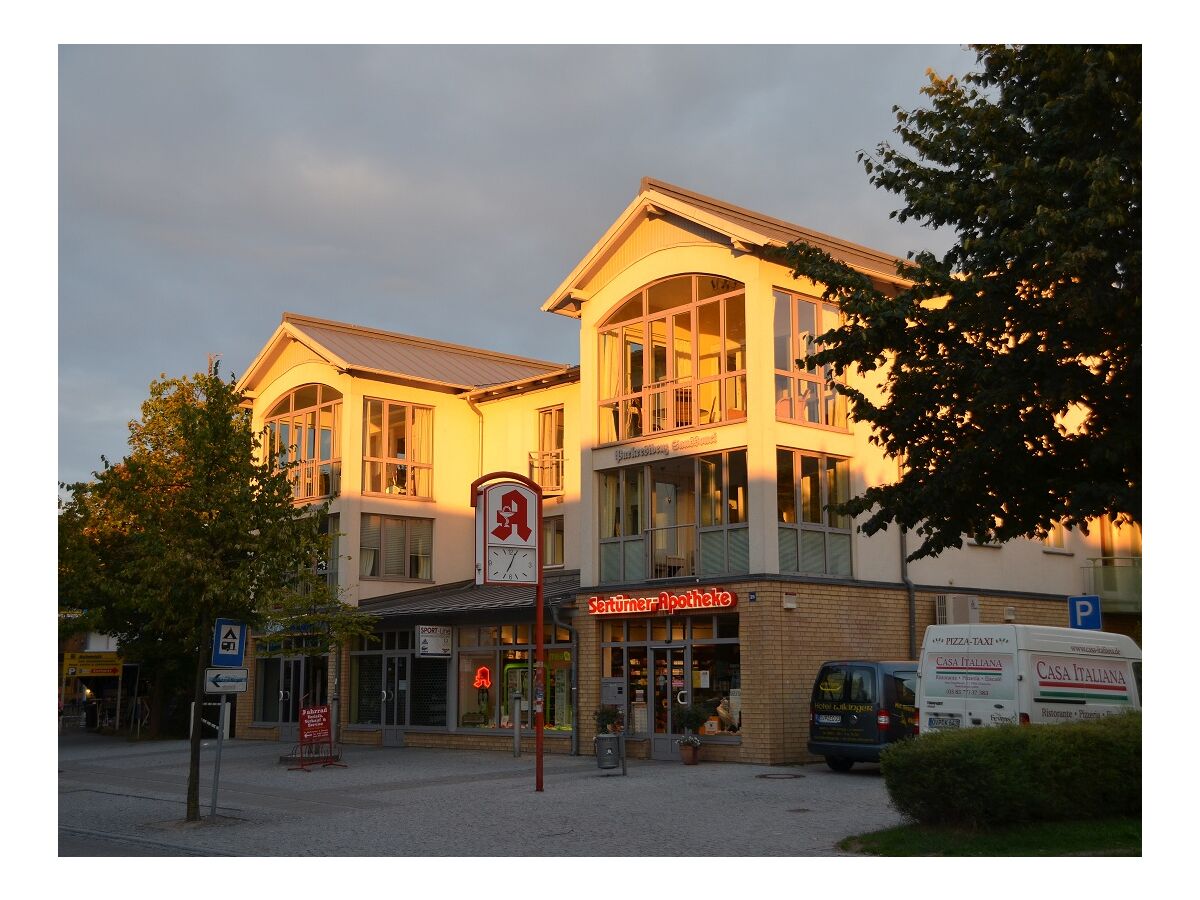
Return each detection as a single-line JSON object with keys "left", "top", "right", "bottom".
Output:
{"left": 491, "top": 489, "right": 532, "bottom": 542}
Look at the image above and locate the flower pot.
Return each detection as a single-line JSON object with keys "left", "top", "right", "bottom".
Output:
{"left": 679, "top": 743, "right": 700, "bottom": 765}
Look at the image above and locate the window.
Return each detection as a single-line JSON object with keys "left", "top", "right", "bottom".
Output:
{"left": 360, "top": 514, "right": 433, "bottom": 580}
{"left": 530, "top": 406, "right": 564, "bottom": 493}
{"left": 1043, "top": 520, "right": 1066, "bottom": 550}
{"left": 542, "top": 515, "right": 565, "bottom": 568}
{"left": 816, "top": 664, "right": 875, "bottom": 703}
{"left": 599, "top": 449, "right": 749, "bottom": 584}
{"left": 317, "top": 513, "right": 340, "bottom": 585}
{"left": 773, "top": 289, "right": 847, "bottom": 428}
{"left": 777, "top": 449, "right": 852, "bottom": 577}
{"left": 456, "top": 626, "right": 573, "bottom": 731}
{"left": 602, "top": 614, "right": 741, "bottom": 738}
{"left": 598, "top": 274, "right": 746, "bottom": 443}
{"left": 264, "top": 384, "right": 342, "bottom": 501}
{"left": 362, "top": 399, "right": 433, "bottom": 499}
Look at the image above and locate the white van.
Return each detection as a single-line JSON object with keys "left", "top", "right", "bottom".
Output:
{"left": 916, "top": 624, "right": 1141, "bottom": 733}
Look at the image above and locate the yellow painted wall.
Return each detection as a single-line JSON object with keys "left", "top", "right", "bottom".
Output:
{"left": 245, "top": 334, "right": 580, "bottom": 606}
{"left": 566, "top": 212, "right": 1115, "bottom": 601}
{"left": 476, "top": 381, "right": 581, "bottom": 571}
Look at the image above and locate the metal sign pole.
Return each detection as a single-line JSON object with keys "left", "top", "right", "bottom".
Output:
{"left": 209, "top": 693, "right": 227, "bottom": 817}
{"left": 535, "top": 491, "right": 545, "bottom": 793}
{"left": 512, "top": 692, "right": 522, "bottom": 757}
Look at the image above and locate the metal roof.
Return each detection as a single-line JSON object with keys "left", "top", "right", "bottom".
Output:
{"left": 359, "top": 569, "right": 582, "bottom": 619}
{"left": 284, "top": 313, "right": 569, "bottom": 390}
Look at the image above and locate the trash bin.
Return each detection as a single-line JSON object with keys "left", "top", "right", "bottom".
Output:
{"left": 85, "top": 701, "right": 99, "bottom": 730}
{"left": 595, "top": 733, "right": 621, "bottom": 769}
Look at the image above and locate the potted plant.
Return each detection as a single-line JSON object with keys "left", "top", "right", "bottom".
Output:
{"left": 593, "top": 705, "right": 623, "bottom": 734}
{"left": 673, "top": 704, "right": 709, "bottom": 764}
{"left": 677, "top": 731, "right": 702, "bottom": 764}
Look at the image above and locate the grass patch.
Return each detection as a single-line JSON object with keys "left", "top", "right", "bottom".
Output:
{"left": 840, "top": 817, "right": 1141, "bottom": 856}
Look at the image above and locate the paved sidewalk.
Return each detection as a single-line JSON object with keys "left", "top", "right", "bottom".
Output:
{"left": 58, "top": 730, "right": 904, "bottom": 856}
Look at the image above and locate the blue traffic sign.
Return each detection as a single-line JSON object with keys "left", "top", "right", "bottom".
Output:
{"left": 1068, "top": 595, "right": 1103, "bottom": 630}
{"left": 211, "top": 619, "right": 247, "bottom": 667}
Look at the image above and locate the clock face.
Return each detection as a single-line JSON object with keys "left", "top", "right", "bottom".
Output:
{"left": 486, "top": 546, "right": 537, "bottom": 583}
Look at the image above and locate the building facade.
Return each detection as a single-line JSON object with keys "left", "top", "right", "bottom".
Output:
{"left": 234, "top": 178, "right": 1140, "bottom": 764}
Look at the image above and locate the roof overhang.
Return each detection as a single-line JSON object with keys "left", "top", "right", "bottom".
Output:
{"left": 541, "top": 178, "right": 912, "bottom": 318}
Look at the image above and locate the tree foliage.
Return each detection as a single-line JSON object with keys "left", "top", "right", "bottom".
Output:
{"left": 58, "top": 366, "right": 373, "bottom": 819}
{"left": 775, "top": 45, "right": 1140, "bottom": 559}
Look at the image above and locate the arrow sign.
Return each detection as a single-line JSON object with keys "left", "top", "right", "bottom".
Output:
{"left": 205, "top": 667, "right": 248, "bottom": 694}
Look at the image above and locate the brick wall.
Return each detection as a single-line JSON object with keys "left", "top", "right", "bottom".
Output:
{"left": 574, "top": 579, "right": 1070, "bottom": 766}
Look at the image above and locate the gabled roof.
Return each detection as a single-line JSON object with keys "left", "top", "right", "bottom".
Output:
{"left": 543, "top": 177, "right": 910, "bottom": 317}
{"left": 239, "top": 313, "right": 570, "bottom": 395}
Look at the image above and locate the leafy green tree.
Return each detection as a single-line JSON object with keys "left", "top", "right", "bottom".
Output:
{"left": 59, "top": 367, "right": 373, "bottom": 821}
{"left": 775, "top": 44, "right": 1140, "bottom": 559}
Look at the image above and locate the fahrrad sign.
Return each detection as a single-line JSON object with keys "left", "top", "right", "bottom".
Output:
{"left": 300, "top": 705, "right": 332, "bottom": 744}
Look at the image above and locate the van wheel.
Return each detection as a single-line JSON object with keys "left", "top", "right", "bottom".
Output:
{"left": 826, "top": 757, "right": 854, "bottom": 772}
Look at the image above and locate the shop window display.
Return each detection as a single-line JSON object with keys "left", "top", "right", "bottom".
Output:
{"left": 456, "top": 628, "right": 573, "bottom": 731}
{"left": 600, "top": 613, "right": 740, "bottom": 738}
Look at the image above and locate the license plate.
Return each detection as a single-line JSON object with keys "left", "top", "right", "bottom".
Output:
{"left": 928, "top": 716, "right": 960, "bottom": 729}
{"left": 815, "top": 714, "right": 842, "bottom": 725}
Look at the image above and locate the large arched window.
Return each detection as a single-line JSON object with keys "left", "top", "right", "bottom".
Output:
{"left": 597, "top": 274, "right": 745, "bottom": 443}
{"left": 264, "top": 384, "right": 343, "bottom": 501}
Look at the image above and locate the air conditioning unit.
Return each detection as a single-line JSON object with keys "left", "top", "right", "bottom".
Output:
{"left": 935, "top": 593, "right": 980, "bottom": 624}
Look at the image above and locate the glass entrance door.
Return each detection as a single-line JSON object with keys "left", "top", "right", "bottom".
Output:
{"left": 383, "top": 653, "right": 409, "bottom": 746}
{"left": 650, "top": 646, "right": 687, "bottom": 760}
{"left": 278, "top": 657, "right": 302, "bottom": 741}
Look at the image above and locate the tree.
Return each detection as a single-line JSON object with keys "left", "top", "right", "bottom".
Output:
{"left": 59, "top": 366, "right": 373, "bottom": 821}
{"left": 775, "top": 45, "right": 1140, "bottom": 560}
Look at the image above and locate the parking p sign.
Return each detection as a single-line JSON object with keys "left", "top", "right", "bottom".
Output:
{"left": 1068, "top": 595, "right": 1103, "bottom": 630}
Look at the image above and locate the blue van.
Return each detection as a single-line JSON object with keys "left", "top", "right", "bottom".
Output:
{"left": 808, "top": 660, "right": 918, "bottom": 772}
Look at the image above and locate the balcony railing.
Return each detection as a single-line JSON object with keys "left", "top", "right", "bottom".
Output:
{"left": 1081, "top": 557, "right": 1141, "bottom": 614}
{"left": 529, "top": 450, "right": 564, "bottom": 494}
{"left": 289, "top": 462, "right": 341, "bottom": 503}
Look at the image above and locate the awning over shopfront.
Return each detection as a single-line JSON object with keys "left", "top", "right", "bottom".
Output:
{"left": 359, "top": 569, "right": 581, "bottom": 620}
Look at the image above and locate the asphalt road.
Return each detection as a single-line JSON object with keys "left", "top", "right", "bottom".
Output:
{"left": 58, "top": 729, "right": 903, "bottom": 857}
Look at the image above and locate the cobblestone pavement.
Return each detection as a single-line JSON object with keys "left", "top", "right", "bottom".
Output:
{"left": 58, "top": 730, "right": 903, "bottom": 857}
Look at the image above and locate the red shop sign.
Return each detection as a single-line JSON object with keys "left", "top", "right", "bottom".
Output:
{"left": 587, "top": 588, "right": 738, "bottom": 616}
{"left": 300, "top": 704, "right": 332, "bottom": 745}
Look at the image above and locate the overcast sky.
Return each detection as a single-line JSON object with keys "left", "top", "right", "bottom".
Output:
{"left": 58, "top": 44, "right": 977, "bottom": 487}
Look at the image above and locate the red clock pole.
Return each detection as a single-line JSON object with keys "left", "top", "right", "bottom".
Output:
{"left": 535, "top": 493, "right": 544, "bottom": 792}
{"left": 470, "top": 471, "right": 545, "bottom": 793}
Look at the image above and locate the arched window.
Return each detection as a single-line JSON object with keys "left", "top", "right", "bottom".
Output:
{"left": 264, "top": 384, "right": 343, "bottom": 501}
{"left": 597, "top": 274, "right": 745, "bottom": 443}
